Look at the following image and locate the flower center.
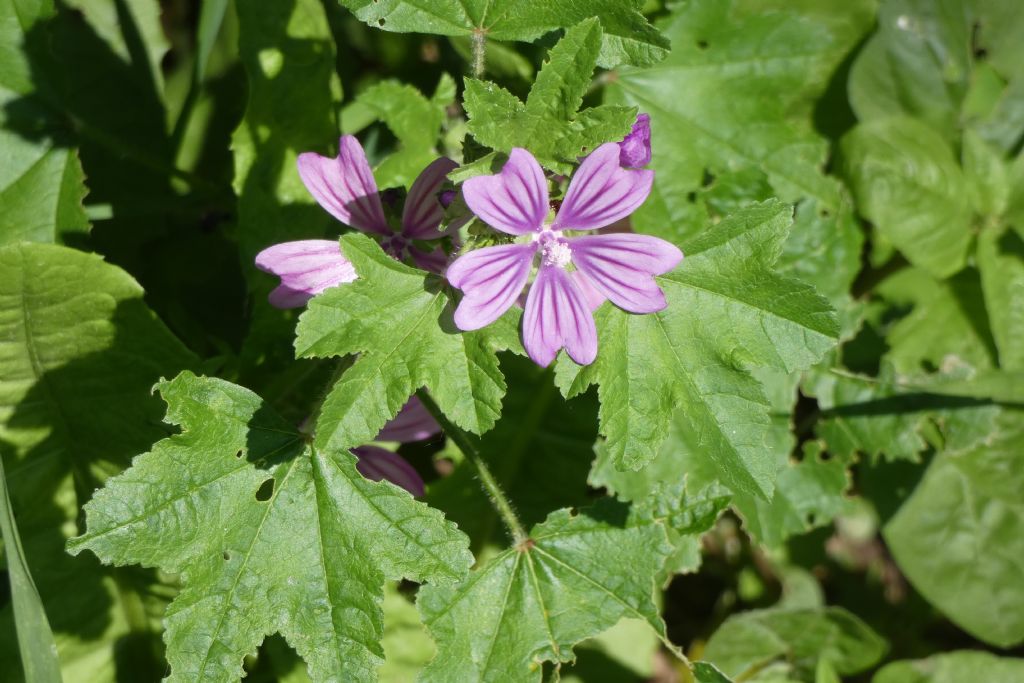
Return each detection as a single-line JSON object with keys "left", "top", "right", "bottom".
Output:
{"left": 534, "top": 228, "right": 572, "bottom": 269}
{"left": 381, "top": 234, "right": 408, "bottom": 258}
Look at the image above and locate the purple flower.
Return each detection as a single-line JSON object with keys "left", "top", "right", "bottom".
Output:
{"left": 349, "top": 396, "right": 441, "bottom": 497}
{"left": 255, "top": 135, "right": 457, "bottom": 308}
{"left": 255, "top": 240, "right": 357, "bottom": 309}
{"left": 447, "top": 144, "right": 682, "bottom": 367}
{"left": 351, "top": 446, "right": 425, "bottom": 497}
{"left": 375, "top": 396, "right": 442, "bottom": 442}
{"left": 619, "top": 113, "right": 651, "bottom": 168}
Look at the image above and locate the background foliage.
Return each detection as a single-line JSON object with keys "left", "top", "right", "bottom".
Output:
{"left": 1, "top": 0, "right": 1023, "bottom": 681}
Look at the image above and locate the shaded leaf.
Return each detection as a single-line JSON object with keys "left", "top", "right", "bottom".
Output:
{"left": 884, "top": 409, "right": 1024, "bottom": 648}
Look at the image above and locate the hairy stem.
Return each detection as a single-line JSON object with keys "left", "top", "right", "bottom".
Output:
{"left": 415, "top": 389, "right": 527, "bottom": 543}
{"left": 471, "top": 30, "right": 486, "bottom": 78}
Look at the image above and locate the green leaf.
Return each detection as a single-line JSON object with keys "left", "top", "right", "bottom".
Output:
{"left": 0, "top": 0, "right": 89, "bottom": 246}
{"left": 334, "top": 0, "right": 669, "bottom": 68}
{"left": 876, "top": 267, "right": 999, "bottom": 373}
{"left": 0, "top": 457, "right": 62, "bottom": 683}
{"left": 692, "top": 662, "right": 735, "bottom": 683}
{"left": 379, "top": 584, "right": 436, "bottom": 682}
{"left": 296, "top": 233, "right": 517, "bottom": 452}
{"left": 231, "top": 0, "right": 343, "bottom": 377}
{"left": 978, "top": 224, "right": 1024, "bottom": 370}
{"left": 702, "top": 607, "right": 887, "bottom": 681}
{"left": 463, "top": 19, "right": 636, "bottom": 172}
{"left": 594, "top": 368, "right": 847, "bottom": 548}
{"left": 0, "top": 242, "right": 196, "bottom": 681}
{"left": 556, "top": 201, "right": 838, "bottom": 499}
{"left": 356, "top": 77, "right": 451, "bottom": 188}
{"left": 873, "top": 651, "right": 1024, "bottom": 683}
{"left": 607, "top": 0, "right": 861, "bottom": 244}
{"left": 962, "top": 129, "right": 1010, "bottom": 216}
{"left": 841, "top": 117, "right": 972, "bottom": 278}
{"left": 884, "top": 409, "right": 1024, "bottom": 647}
{"left": 68, "top": 371, "right": 473, "bottom": 682}
{"left": 427, "top": 355, "right": 598, "bottom": 549}
{"left": 417, "top": 496, "right": 683, "bottom": 682}
{"left": 847, "top": 0, "right": 972, "bottom": 142}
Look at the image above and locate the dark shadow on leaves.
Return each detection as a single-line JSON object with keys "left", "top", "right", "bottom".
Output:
{"left": 0, "top": 299, "right": 195, "bottom": 678}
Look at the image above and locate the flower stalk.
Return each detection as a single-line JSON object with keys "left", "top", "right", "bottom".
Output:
{"left": 415, "top": 389, "right": 527, "bottom": 543}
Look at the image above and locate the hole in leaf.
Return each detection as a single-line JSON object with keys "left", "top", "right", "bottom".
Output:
{"left": 377, "top": 18, "right": 385, "bottom": 26}
{"left": 686, "top": 191, "right": 697, "bottom": 202}
{"left": 819, "top": 451, "right": 832, "bottom": 461}
{"left": 819, "top": 208, "right": 831, "bottom": 218}
{"left": 255, "top": 478, "right": 275, "bottom": 502}
{"left": 701, "top": 169, "right": 716, "bottom": 188}
{"left": 223, "top": 551, "right": 231, "bottom": 561}
{"left": 697, "top": 39, "right": 709, "bottom": 50}
{"left": 807, "top": 514, "right": 817, "bottom": 526}
{"left": 235, "top": 449, "right": 243, "bottom": 459}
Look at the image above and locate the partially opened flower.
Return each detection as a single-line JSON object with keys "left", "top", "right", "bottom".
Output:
{"left": 349, "top": 396, "right": 441, "bottom": 497}
{"left": 618, "top": 113, "right": 651, "bottom": 168}
{"left": 256, "top": 135, "right": 457, "bottom": 308}
{"left": 447, "top": 144, "right": 682, "bottom": 367}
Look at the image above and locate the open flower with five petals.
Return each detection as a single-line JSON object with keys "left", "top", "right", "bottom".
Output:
{"left": 256, "top": 135, "right": 457, "bottom": 308}
{"left": 447, "top": 143, "right": 682, "bottom": 367}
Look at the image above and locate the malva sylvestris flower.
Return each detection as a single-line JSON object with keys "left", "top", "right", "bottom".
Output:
{"left": 619, "top": 113, "right": 652, "bottom": 168}
{"left": 255, "top": 135, "right": 457, "bottom": 308}
{"left": 351, "top": 396, "right": 441, "bottom": 497}
{"left": 447, "top": 142, "right": 682, "bottom": 367}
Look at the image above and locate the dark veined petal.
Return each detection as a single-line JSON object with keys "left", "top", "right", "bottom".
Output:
{"left": 572, "top": 270, "right": 607, "bottom": 311}
{"left": 619, "top": 113, "right": 652, "bottom": 168}
{"left": 568, "top": 233, "right": 683, "bottom": 313}
{"left": 402, "top": 157, "right": 458, "bottom": 239}
{"left": 448, "top": 242, "right": 537, "bottom": 330}
{"left": 255, "top": 239, "right": 357, "bottom": 309}
{"left": 522, "top": 265, "right": 598, "bottom": 367}
{"left": 375, "top": 396, "right": 442, "bottom": 443}
{"left": 410, "top": 245, "right": 450, "bottom": 275}
{"left": 554, "top": 143, "right": 653, "bottom": 231}
{"left": 297, "top": 135, "right": 389, "bottom": 234}
{"left": 351, "top": 446, "right": 425, "bottom": 497}
{"left": 463, "top": 148, "right": 549, "bottom": 236}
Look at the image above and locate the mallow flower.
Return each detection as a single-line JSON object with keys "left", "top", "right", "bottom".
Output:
{"left": 256, "top": 135, "right": 457, "bottom": 308}
{"left": 447, "top": 143, "right": 682, "bottom": 367}
{"left": 618, "top": 113, "right": 651, "bottom": 168}
{"left": 350, "top": 396, "right": 441, "bottom": 497}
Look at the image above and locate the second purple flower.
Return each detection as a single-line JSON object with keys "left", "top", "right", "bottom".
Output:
{"left": 446, "top": 143, "right": 682, "bottom": 367}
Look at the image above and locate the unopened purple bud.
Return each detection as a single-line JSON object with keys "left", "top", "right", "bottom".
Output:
{"left": 439, "top": 189, "right": 456, "bottom": 208}
{"left": 619, "top": 113, "right": 651, "bottom": 168}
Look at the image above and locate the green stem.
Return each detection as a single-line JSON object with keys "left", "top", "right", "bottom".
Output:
{"left": 471, "top": 30, "right": 486, "bottom": 78}
{"left": 415, "top": 389, "right": 527, "bottom": 543}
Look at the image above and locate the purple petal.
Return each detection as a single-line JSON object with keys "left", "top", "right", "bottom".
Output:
{"left": 255, "top": 240, "right": 357, "bottom": 309}
{"left": 351, "top": 446, "right": 425, "bottom": 497}
{"left": 619, "top": 113, "right": 651, "bottom": 168}
{"left": 554, "top": 143, "right": 653, "bottom": 231}
{"left": 403, "top": 157, "right": 459, "bottom": 239}
{"left": 463, "top": 148, "right": 548, "bottom": 236}
{"left": 410, "top": 246, "right": 450, "bottom": 275}
{"left": 297, "top": 135, "right": 389, "bottom": 235}
{"left": 376, "top": 396, "right": 442, "bottom": 442}
{"left": 568, "top": 233, "right": 683, "bottom": 313}
{"left": 448, "top": 242, "right": 537, "bottom": 330}
{"left": 522, "top": 265, "right": 598, "bottom": 367}
{"left": 573, "top": 271, "right": 607, "bottom": 311}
